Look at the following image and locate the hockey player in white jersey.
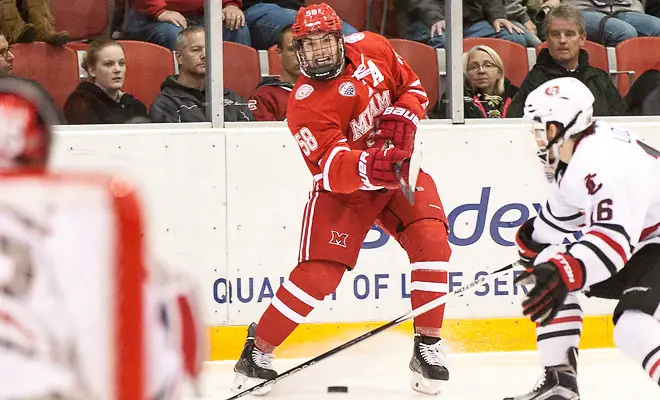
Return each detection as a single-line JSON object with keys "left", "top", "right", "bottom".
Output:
{"left": 0, "top": 75, "right": 205, "bottom": 399}
{"left": 505, "top": 76, "right": 660, "bottom": 400}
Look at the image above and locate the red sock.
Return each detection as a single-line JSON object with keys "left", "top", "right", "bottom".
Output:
{"left": 397, "top": 220, "right": 451, "bottom": 337}
{"left": 410, "top": 262, "right": 448, "bottom": 337}
{"left": 255, "top": 260, "right": 345, "bottom": 353}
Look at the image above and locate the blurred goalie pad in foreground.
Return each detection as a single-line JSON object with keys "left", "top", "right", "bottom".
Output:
{"left": 0, "top": 172, "right": 145, "bottom": 400}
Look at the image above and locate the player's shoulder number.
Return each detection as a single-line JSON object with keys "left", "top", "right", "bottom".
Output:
{"left": 294, "top": 127, "right": 318, "bottom": 156}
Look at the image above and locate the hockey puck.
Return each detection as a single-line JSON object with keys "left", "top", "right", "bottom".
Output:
{"left": 327, "top": 386, "right": 348, "bottom": 393}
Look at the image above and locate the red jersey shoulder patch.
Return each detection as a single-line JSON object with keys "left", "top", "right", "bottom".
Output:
{"left": 344, "top": 32, "right": 365, "bottom": 44}
{"left": 295, "top": 84, "right": 314, "bottom": 100}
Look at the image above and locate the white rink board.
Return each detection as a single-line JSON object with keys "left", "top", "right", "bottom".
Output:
{"left": 49, "top": 119, "right": 660, "bottom": 326}
{"left": 49, "top": 128, "right": 230, "bottom": 322}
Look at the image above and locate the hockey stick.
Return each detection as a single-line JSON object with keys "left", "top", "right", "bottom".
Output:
{"left": 394, "top": 148, "right": 422, "bottom": 205}
{"left": 225, "top": 261, "right": 519, "bottom": 400}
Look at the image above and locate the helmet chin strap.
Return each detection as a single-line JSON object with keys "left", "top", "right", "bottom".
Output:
{"left": 543, "top": 110, "right": 582, "bottom": 151}
{"left": 555, "top": 160, "right": 568, "bottom": 178}
{"left": 538, "top": 110, "right": 583, "bottom": 182}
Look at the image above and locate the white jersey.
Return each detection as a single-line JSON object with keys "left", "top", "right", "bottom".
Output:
{"left": 531, "top": 120, "right": 660, "bottom": 291}
{"left": 0, "top": 203, "right": 80, "bottom": 398}
{"left": 0, "top": 174, "right": 202, "bottom": 400}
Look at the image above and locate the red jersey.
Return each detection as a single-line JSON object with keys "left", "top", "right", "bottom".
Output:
{"left": 248, "top": 77, "right": 293, "bottom": 121}
{"left": 286, "top": 32, "right": 428, "bottom": 194}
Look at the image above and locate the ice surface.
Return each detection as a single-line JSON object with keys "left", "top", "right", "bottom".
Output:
{"left": 186, "top": 332, "right": 658, "bottom": 399}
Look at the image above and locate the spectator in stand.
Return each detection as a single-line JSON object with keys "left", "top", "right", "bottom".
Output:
{"left": 624, "top": 62, "right": 660, "bottom": 115}
{"left": 558, "top": 0, "right": 660, "bottom": 46}
{"left": 507, "top": 5, "right": 628, "bottom": 117}
{"left": 0, "top": 35, "right": 14, "bottom": 74}
{"left": 248, "top": 25, "right": 299, "bottom": 121}
{"left": 64, "top": 39, "right": 149, "bottom": 124}
{"left": 150, "top": 27, "right": 254, "bottom": 122}
{"left": 121, "top": 0, "right": 251, "bottom": 50}
{"left": 243, "top": 0, "right": 358, "bottom": 50}
{"left": 506, "top": 0, "right": 542, "bottom": 46}
{"left": 0, "top": 0, "right": 68, "bottom": 45}
{"left": 395, "top": 0, "right": 527, "bottom": 49}
{"left": 441, "top": 45, "right": 518, "bottom": 118}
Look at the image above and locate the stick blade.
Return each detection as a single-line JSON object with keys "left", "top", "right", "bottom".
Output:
{"left": 398, "top": 148, "right": 422, "bottom": 205}
{"left": 408, "top": 148, "right": 422, "bottom": 192}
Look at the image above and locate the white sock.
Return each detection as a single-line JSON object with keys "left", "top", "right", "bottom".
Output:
{"left": 537, "top": 293, "right": 583, "bottom": 367}
{"left": 614, "top": 310, "right": 660, "bottom": 384}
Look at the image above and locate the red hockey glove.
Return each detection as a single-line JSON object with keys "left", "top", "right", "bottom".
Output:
{"left": 515, "top": 253, "right": 585, "bottom": 326}
{"left": 358, "top": 147, "right": 410, "bottom": 189}
{"left": 516, "top": 217, "right": 550, "bottom": 268}
{"left": 372, "top": 104, "right": 419, "bottom": 153}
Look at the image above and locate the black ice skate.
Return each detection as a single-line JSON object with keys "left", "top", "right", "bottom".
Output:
{"left": 409, "top": 334, "right": 450, "bottom": 395}
{"left": 232, "top": 322, "right": 278, "bottom": 396}
{"left": 504, "top": 347, "right": 579, "bottom": 400}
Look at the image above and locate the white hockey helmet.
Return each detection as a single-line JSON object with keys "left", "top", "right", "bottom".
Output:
{"left": 522, "top": 77, "right": 595, "bottom": 181}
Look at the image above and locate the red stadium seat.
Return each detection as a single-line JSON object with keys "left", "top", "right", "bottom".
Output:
{"left": 371, "top": 0, "right": 398, "bottom": 36}
{"left": 51, "top": 0, "right": 113, "bottom": 41}
{"left": 11, "top": 42, "right": 80, "bottom": 110}
{"left": 305, "top": 0, "right": 368, "bottom": 31}
{"left": 614, "top": 37, "right": 660, "bottom": 96}
{"left": 224, "top": 42, "right": 261, "bottom": 99}
{"left": 463, "top": 38, "right": 529, "bottom": 87}
{"left": 117, "top": 40, "right": 176, "bottom": 109}
{"left": 389, "top": 39, "right": 440, "bottom": 112}
{"left": 65, "top": 42, "right": 91, "bottom": 52}
{"left": 267, "top": 45, "right": 282, "bottom": 76}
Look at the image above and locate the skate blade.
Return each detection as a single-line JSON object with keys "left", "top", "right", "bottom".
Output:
{"left": 410, "top": 371, "right": 444, "bottom": 395}
{"left": 231, "top": 373, "right": 273, "bottom": 396}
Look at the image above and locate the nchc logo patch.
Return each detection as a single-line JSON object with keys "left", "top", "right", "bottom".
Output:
{"left": 338, "top": 82, "right": 356, "bottom": 97}
{"left": 329, "top": 230, "right": 349, "bottom": 247}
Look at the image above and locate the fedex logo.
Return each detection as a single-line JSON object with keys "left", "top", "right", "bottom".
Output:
{"left": 362, "top": 187, "right": 583, "bottom": 249}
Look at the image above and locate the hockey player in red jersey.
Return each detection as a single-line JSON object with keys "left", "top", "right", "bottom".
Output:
{"left": 505, "top": 77, "right": 660, "bottom": 399}
{"left": 233, "top": 3, "right": 452, "bottom": 395}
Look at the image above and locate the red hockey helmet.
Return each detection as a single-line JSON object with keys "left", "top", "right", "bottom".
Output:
{"left": 291, "top": 3, "right": 345, "bottom": 80}
{"left": 0, "top": 76, "right": 59, "bottom": 170}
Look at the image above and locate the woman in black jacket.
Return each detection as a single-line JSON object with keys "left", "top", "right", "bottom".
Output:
{"left": 440, "top": 44, "right": 518, "bottom": 118}
{"left": 64, "top": 39, "right": 149, "bottom": 124}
